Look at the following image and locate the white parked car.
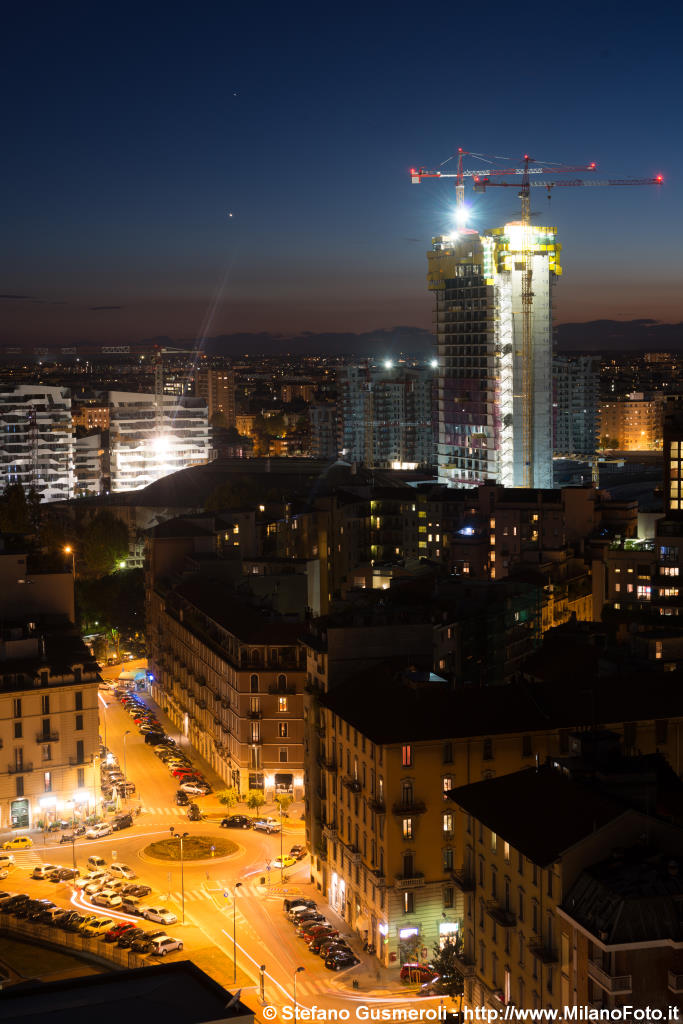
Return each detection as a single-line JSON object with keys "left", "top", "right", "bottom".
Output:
{"left": 143, "top": 906, "right": 178, "bottom": 925}
{"left": 179, "top": 782, "right": 209, "bottom": 796}
{"left": 32, "top": 864, "right": 60, "bottom": 880}
{"left": 109, "top": 863, "right": 136, "bottom": 880}
{"left": 76, "top": 870, "right": 109, "bottom": 889}
{"left": 150, "top": 935, "right": 184, "bottom": 956}
{"left": 86, "top": 823, "right": 113, "bottom": 839}
{"left": 92, "top": 889, "right": 122, "bottom": 908}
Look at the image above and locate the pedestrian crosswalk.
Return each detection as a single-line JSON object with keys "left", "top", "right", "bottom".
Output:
{"left": 166, "top": 887, "right": 227, "bottom": 904}
{"left": 141, "top": 806, "right": 189, "bottom": 817}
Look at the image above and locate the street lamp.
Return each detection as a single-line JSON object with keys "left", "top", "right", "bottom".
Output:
{"left": 293, "top": 966, "right": 305, "bottom": 1017}
{"left": 232, "top": 881, "right": 242, "bottom": 983}
{"left": 122, "top": 730, "right": 130, "bottom": 806}
{"left": 63, "top": 545, "right": 75, "bottom": 578}
{"left": 279, "top": 802, "right": 284, "bottom": 883}
{"left": 259, "top": 964, "right": 266, "bottom": 1005}
{"left": 170, "top": 827, "right": 189, "bottom": 924}
{"left": 91, "top": 755, "right": 99, "bottom": 817}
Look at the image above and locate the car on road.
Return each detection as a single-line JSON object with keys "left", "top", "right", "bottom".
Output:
{"left": 400, "top": 963, "right": 438, "bottom": 983}
{"left": 32, "top": 864, "right": 60, "bottom": 880}
{"left": 150, "top": 935, "right": 184, "bottom": 956}
{"left": 0, "top": 854, "right": 15, "bottom": 870}
{"left": 176, "top": 791, "right": 190, "bottom": 806}
{"left": 92, "top": 890, "right": 123, "bottom": 908}
{"left": 187, "top": 804, "right": 202, "bottom": 821}
{"left": 119, "top": 782, "right": 136, "bottom": 795}
{"left": 220, "top": 815, "right": 252, "bottom": 829}
{"left": 112, "top": 814, "right": 134, "bottom": 831}
{"left": 109, "top": 862, "right": 136, "bottom": 879}
{"left": 60, "top": 826, "right": 87, "bottom": 842}
{"left": 122, "top": 883, "right": 151, "bottom": 897}
{"left": 272, "top": 855, "right": 296, "bottom": 869}
{"left": 142, "top": 906, "right": 178, "bottom": 925}
{"left": 253, "top": 818, "right": 280, "bottom": 834}
{"left": 81, "top": 917, "right": 116, "bottom": 937}
{"left": 2, "top": 836, "right": 32, "bottom": 851}
{"left": 289, "top": 845, "right": 307, "bottom": 860}
{"left": 325, "top": 950, "right": 360, "bottom": 971}
{"left": 86, "top": 855, "right": 107, "bottom": 871}
{"left": 86, "top": 823, "right": 113, "bottom": 840}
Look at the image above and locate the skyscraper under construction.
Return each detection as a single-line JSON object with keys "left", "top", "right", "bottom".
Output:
{"left": 428, "top": 223, "right": 561, "bottom": 488}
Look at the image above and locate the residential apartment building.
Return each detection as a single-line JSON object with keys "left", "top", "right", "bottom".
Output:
{"left": 0, "top": 384, "right": 73, "bottom": 502}
{"left": 308, "top": 669, "right": 683, "bottom": 973}
{"left": 194, "top": 368, "right": 236, "bottom": 427}
{"left": 72, "top": 404, "right": 110, "bottom": 432}
{"left": 146, "top": 576, "right": 305, "bottom": 797}
{"left": 448, "top": 757, "right": 683, "bottom": 1012}
{"left": 309, "top": 404, "right": 338, "bottom": 460}
{"left": 108, "top": 391, "right": 210, "bottom": 492}
{"left": 73, "top": 433, "right": 104, "bottom": 498}
{"left": 599, "top": 393, "right": 664, "bottom": 451}
{"left": 553, "top": 355, "right": 600, "bottom": 456}
{"left": 337, "top": 364, "right": 435, "bottom": 468}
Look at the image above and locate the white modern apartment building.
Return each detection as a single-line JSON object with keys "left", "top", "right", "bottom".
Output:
{"left": 109, "top": 391, "right": 210, "bottom": 492}
{"left": 0, "top": 385, "right": 74, "bottom": 501}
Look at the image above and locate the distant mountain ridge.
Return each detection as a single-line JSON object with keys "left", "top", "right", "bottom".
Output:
{"left": 556, "top": 319, "right": 683, "bottom": 353}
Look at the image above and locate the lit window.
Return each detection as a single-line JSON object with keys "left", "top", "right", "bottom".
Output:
{"left": 402, "top": 817, "right": 413, "bottom": 839}
{"left": 637, "top": 585, "right": 651, "bottom": 601}
{"left": 443, "top": 812, "right": 454, "bottom": 835}
{"left": 278, "top": 697, "right": 288, "bottom": 712}
{"left": 402, "top": 745, "right": 412, "bottom": 767}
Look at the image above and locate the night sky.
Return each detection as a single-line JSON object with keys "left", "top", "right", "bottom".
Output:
{"left": 1, "top": 2, "right": 679, "bottom": 346}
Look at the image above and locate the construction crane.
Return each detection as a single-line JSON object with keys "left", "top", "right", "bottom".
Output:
{"left": 411, "top": 151, "right": 663, "bottom": 487}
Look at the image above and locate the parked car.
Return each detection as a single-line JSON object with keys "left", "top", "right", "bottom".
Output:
{"left": 86, "top": 855, "right": 107, "bottom": 871}
{"left": 253, "top": 818, "right": 280, "bottom": 834}
{"left": 2, "top": 894, "right": 29, "bottom": 913}
{"left": 81, "top": 917, "right": 116, "bottom": 937}
{"left": 119, "top": 782, "right": 136, "bottom": 796}
{"left": 92, "top": 890, "right": 123, "bottom": 908}
{"left": 109, "top": 862, "right": 136, "bottom": 879}
{"left": 182, "top": 783, "right": 211, "bottom": 797}
{"left": 49, "top": 867, "right": 80, "bottom": 881}
{"left": 150, "top": 935, "right": 184, "bottom": 956}
{"left": 38, "top": 906, "right": 65, "bottom": 924}
{"left": 122, "top": 883, "right": 151, "bottom": 898}
{"left": 289, "top": 845, "right": 307, "bottom": 860}
{"left": 0, "top": 891, "right": 17, "bottom": 908}
{"left": 2, "top": 836, "right": 32, "bottom": 851}
{"left": 32, "top": 864, "right": 60, "bottom": 880}
{"left": 129, "top": 929, "right": 166, "bottom": 952}
{"left": 55, "top": 910, "right": 82, "bottom": 930}
{"left": 0, "top": 854, "right": 14, "bottom": 869}
{"left": 121, "top": 896, "right": 144, "bottom": 915}
{"left": 27, "top": 899, "right": 56, "bottom": 922}
{"left": 283, "top": 897, "right": 316, "bottom": 913}
{"left": 288, "top": 903, "right": 320, "bottom": 921}
{"left": 60, "top": 826, "right": 86, "bottom": 842}
{"left": 104, "top": 921, "right": 136, "bottom": 943}
{"left": 297, "top": 918, "right": 330, "bottom": 937}
{"left": 318, "top": 938, "right": 351, "bottom": 958}
{"left": 86, "top": 824, "right": 113, "bottom": 840}
{"left": 77, "top": 869, "right": 108, "bottom": 887}
{"left": 325, "top": 950, "right": 360, "bottom": 971}
{"left": 292, "top": 910, "right": 326, "bottom": 928}
{"left": 143, "top": 906, "right": 178, "bottom": 925}
{"left": 145, "top": 732, "right": 166, "bottom": 745}
{"left": 308, "top": 930, "right": 340, "bottom": 952}
{"left": 117, "top": 927, "right": 148, "bottom": 948}
{"left": 221, "top": 815, "right": 252, "bottom": 830}
{"left": 112, "top": 814, "right": 134, "bottom": 831}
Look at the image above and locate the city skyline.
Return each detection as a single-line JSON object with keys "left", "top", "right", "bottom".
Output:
{"left": 2, "top": 4, "right": 680, "bottom": 347}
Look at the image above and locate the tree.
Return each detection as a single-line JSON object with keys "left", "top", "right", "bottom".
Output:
{"left": 80, "top": 511, "right": 129, "bottom": 577}
{"left": 599, "top": 435, "right": 619, "bottom": 450}
{"left": 430, "top": 938, "right": 465, "bottom": 1007}
{"left": 0, "top": 483, "right": 32, "bottom": 533}
{"left": 245, "top": 789, "right": 267, "bottom": 811}
{"left": 274, "top": 793, "right": 292, "bottom": 816}
{"left": 216, "top": 787, "right": 240, "bottom": 808}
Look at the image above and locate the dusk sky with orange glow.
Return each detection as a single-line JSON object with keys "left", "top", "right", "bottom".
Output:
{"left": 1, "top": 2, "right": 679, "bottom": 347}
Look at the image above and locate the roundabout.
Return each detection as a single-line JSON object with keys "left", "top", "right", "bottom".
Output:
{"left": 142, "top": 835, "right": 237, "bottom": 862}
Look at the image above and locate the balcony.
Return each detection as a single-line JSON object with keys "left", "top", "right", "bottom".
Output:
{"left": 455, "top": 955, "right": 476, "bottom": 978}
{"left": 7, "top": 763, "right": 32, "bottom": 774}
{"left": 668, "top": 971, "right": 683, "bottom": 994}
{"left": 486, "top": 901, "right": 516, "bottom": 927}
{"left": 587, "top": 960, "right": 632, "bottom": 995}
{"left": 247, "top": 709, "right": 262, "bottom": 719}
{"left": 322, "top": 824, "right": 338, "bottom": 842}
{"left": 196, "top": 700, "right": 207, "bottom": 710}
{"left": 451, "top": 868, "right": 475, "bottom": 892}
{"left": 268, "top": 683, "right": 297, "bottom": 695}
{"left": 528, "top": 940, "right": 558, "bottom": 964}
{"left": 368, "top": 797, "right": 386, "bottom": 814}
{"left": 343, "top": 776, "right": 361, "bottom": 794}
{"left": 345, "top": 844, "right": 361, "bottom": 865}
{"left": 36, "top": 732, "right": 59, "bottom": 743}
{"left": 392, "top": 799, "right": 426, "bottom": 816}
{"left": 317, "top": 753, "right": 337, "bottom": 773}
{"left": 394, "top": 872, "right": 425, "bottom": 889}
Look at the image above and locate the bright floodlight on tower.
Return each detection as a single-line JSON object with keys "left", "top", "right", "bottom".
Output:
{"left": 455, "top": 202, "right": 470, "bottom": 230}
{"left": 383, "top": 359, "right": 393, "bottom": 370}
{"left": 430, "top": 359, "right": 438, "bottom": 369}
{"left": 152, "top": 434, "right": 171, "bottom": 456}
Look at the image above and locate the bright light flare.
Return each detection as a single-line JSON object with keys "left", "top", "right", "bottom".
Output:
{"left": 151, "top": 434, "right": 171, "bottom": 456}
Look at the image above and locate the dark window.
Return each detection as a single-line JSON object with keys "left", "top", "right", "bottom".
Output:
{"left": 76, "top": 740, "right": 84, "bottom": 765}
{"left": 15, "top": 776, "right": 24, "bottom": 797}
{"left": 12, "top": 698, "right": 21, "bottom": 718}
{"left": 443, "top": 741, "right": 453, "bottom": 764}
{"left": 41, "top": 695, "right": 50, "bottom": 715}
{"left": 250, "top": 674, "right": 259, "bottom": 693}
{"left": 41, "top": 719, "right": 51, "bottom": 739}
{"left": 483, "top": 738, "right": 493, "bottom": 761}
{"left": 13, "top": 722, "right": 22, "bottom": 739}
{"left": 75, "top": 691, "right": 83, "bottom": 711}
{"left": 404, "top": 891, "right": 414, "bottom": 914}
{"left": 277, "top": 674, "right": 287, "bottom": 691}
{"left": 522, "top": 735, "right": 532, "bottom": 758}
{"left": 75, "top": 714, "right": 83, "bottom": 731}
{"left": 40, "top": 670, "right": 48, "bottom": 685}
{"left": 73, "top": 667, "right": 82, "bottom": 683}
{"left": 444, "top": 886, "right": 454, "bottom": 908}
{"left": 656, "top": 719, "right": 668, "bottom": 745}
{"left": 77, "top": 768, "right": 85, "bottom": 787}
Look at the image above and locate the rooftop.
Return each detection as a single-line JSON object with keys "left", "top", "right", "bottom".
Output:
{"left": 171, "top": 578, "right": 305, "bottom": 645}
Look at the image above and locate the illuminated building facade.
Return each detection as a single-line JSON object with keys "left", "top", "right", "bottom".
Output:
{"left": 428, "top": 224, "right": 561, "bottom": 488}
{"left": 599, "top": 393, "right": 663, "bottom": 451}
{"left": 108, "top": 391, "right": 210, "bottom": 492}
{"left": 0, "top": 385, "right": 74, "bottom": 502}
{"left": 553, "top": 355, "right": 600, "bottom": 455}
{"left": 194, "top": 368, "right": 236, "bottom": 427}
